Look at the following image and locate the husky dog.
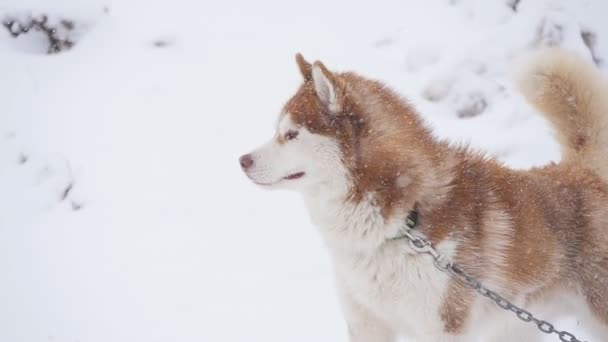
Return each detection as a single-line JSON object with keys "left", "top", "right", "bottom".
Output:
{"left": 239, "top": 49, "right": 608, "bottom": 341}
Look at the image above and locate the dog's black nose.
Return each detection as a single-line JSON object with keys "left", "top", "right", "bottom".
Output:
{"left": 239, "top": 154, "right": 254, "bottom": 170}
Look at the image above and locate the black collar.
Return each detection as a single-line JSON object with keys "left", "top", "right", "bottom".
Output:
{"left": 405, "top": 210, "right": 418, "bottom": 229}
{"left": 390, "top": 209, "right": 418, "bottom": 241}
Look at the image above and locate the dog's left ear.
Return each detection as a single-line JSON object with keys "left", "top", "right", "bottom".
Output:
{"left": 295, "top": 53, "right": 312, "bottom": 81}
{"left": 312, "top": 61, "right": 342, "bottom": 113}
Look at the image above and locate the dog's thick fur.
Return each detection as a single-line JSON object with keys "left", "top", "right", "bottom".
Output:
{"left": 240, "top": 49, "right": 608, "bottom": 341}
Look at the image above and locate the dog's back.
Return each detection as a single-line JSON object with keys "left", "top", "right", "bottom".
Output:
{"left": 516, "top": 49, "right": 608, "bottom": 334}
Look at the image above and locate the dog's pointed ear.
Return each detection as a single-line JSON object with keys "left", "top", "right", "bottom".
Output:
{"left": 312, "top": 61, "right": 342, "bottom": 113}
{"left": 295, "top": 53, "right": 312, "bottom": 81}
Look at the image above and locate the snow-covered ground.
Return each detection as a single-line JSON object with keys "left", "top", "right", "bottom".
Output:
{"left": 1, "top": 0, "right": 606, "bottom": 341}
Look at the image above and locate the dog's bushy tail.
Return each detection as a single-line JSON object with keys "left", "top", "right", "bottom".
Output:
{"left": 516, "top": 48, "right": 608, "bottom": 180}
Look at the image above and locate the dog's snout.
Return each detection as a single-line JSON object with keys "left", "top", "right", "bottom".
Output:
{"left": 239, "top": 154, "right": 254, "bottom": 170}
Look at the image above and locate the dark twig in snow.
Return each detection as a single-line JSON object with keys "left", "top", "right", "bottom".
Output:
{"left": 71, "top": 201, "right": 83, "bottom": 211}
{"left": 59, "top": 160, "right": 79, "bottom": 210}
{"left": 581, "top": 30, "right": 604, "bottom": 67}
{"left": 61, "top": 182, "right": 73, "bottom": 201}
{"left": 17, "top": 153, "right": 28, "bottom": 165}
{"left": 2, "top": 15, "right": 75, "bottom": 54}
{"left": 153, "top": 39, "right": 171, "bottom": 48}
{"left": 61, "top": 180, "right": 84, "bottom": 211}
{"left": 59, "top": 161, "right": 83, "bottom": 211}
{"left": 507, "top": 0, "right": 521, "bottom": 12}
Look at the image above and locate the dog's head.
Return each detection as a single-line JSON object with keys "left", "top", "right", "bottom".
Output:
{"left": 239, "top": 54, "right": 353, "bottom": 194}
{"left": 240, "top": 54, "right": 441, "bottom": 212}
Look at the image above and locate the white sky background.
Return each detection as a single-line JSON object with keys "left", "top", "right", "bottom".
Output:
{"left": 0, "top": 0, "right": 606, "bottom": 341}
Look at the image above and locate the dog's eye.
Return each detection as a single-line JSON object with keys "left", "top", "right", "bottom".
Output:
{"left": 284, "top": 130, "right": 299, "bottom": 141}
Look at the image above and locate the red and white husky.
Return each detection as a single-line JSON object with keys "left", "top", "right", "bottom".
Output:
{"left": 239, "top": 49, "right": 608, "bottom": 341}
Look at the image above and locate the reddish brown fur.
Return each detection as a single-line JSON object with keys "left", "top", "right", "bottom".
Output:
{"left": 282, "top": 54, "right": 608, "bottom": 333}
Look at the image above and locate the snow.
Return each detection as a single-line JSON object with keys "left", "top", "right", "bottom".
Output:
{"left": 0, "top": 0, "right": 606, "bottom": 341}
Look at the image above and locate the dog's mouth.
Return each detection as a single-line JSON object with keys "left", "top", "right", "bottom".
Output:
{"left": 283, "top": 172, "right": 305, "bottom": 180}
{"left": 253, "top": 172, "right": 305, "bottom": 186}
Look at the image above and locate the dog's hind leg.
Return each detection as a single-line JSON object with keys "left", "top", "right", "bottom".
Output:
{"left": 578, "top": 235, "right": 608, "bottom": 339}
{"left": 582, "top": 287, "right": 608, "bottom": 340}
{"left": 584, "top": 316, "right": 608, "bottom": 342}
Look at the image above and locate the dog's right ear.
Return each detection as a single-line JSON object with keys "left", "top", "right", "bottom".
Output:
{"left": 295, "top": 53, "right": 312, "bottom": 81}
{"left": 311, "top": 61, "right": 343, "bottom": 113}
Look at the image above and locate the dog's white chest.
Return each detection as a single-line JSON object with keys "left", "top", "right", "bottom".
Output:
{"left": 305, "top": 194, "right": 456, "bottom": 336}
{"left": 333, "top": 243, "right": 453, "bottom": 336}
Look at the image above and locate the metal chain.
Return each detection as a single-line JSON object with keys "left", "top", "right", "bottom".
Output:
{"left": 400, "top": 229, "right": 588, "bottom": 342}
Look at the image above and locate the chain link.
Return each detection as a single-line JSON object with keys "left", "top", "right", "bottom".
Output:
{"left": 401, "top": 231, "right": 588, "bottom": 342}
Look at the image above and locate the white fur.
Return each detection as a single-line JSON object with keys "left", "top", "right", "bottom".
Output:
{"left": 298, "top": 163, "right": 474, "bottom": 341}
{"left": 307, "top": 184, "right": 464, "bottom": 341}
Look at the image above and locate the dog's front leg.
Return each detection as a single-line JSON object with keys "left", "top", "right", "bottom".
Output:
{"left": 337, "top": 287, "right": 396, "bottom": 342}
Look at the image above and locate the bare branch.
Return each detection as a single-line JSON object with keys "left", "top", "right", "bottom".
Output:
{"left": 2, "top": 15, "right": 75, "bottom": 54}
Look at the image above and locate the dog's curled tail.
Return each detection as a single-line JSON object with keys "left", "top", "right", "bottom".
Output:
{"left": 516, "top": 48, "right": 608, "bottom": 180}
